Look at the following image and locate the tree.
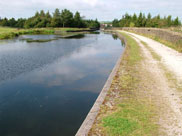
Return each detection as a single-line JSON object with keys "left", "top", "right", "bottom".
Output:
{"left": 51, "top": 8, "right": 61, "bottom": 27}
{"left": 142, "top": 14, "right": 146, "bottom": 27}
{"left": 113, "top": 12, "right": 181, "bottom": 28}
{"left": 124, "top": 13, "right": 131, "bottom": 27}
{"left": 167, "top": 15, "right": 172, "bottom": 27}
{"left": 61, "top": 9, "right": 73, "bottom": 27}
{"left": 147, "top": 13, "right": 152, "bottom": 20}
{"left": 94, "top": 19, "right": 100, "bottom": 28}
{"left": 0, "top": 18, "right": 9, "bottom": 26}
{"left": 132, "top": 13, "right": 137, "bottom": 26}
{"left": 40, "top": 10, "right": 45, "bottom": 17}
{"left": 8, "top": 18, "right": 17, "bottom": 27}
{"left": 157, "top": 14, "right": 161, "bottom": 20}
{"left": 35, "top": 10, "right": 52, "bottom": 28}
{"left": 173, "top": 17, "right": 180, "bottom": 26}
{"left": 137, "top": 12, "right": 143, "bottom": 27}
{"left": 35, "top": 11, "right": 40, "bottom": 17}
{"left": 162, "top": 16, "right": 168, "bottom": 27}
{"left": 112, "top": 19, "right": 119, "bottom": 27}
{"left": 45, "top": 11, "right": 52, "bottom": 27}
{"left": 74, "top": 11, "right": 83, "bottom": 27}
{"left": 0, "top": 9, "right": 101, "bottom": 28}
{"left": 16, "top": 18, "right": 26, "bottom": 28}
{"left": 85, "top": 19, "right": 100, "bottom": 28}
{"left": 24, "top": 17, "right": 34, "bottom": 28}
{"left": 146, "top": 13, "right": 152, "bottom": 27}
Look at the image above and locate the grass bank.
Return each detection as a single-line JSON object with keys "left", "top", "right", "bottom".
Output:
{"left": 143, "top": 34, "right": 182, "bottom": 53}
{"left": 89, "top": 32, "right": 159, "bottom": 136}
{"left": 122, "top": 28, "right": 182, "bottom": 52}
{"left": 0, "top": 27, "right": 90, "bottom": 40}
{"left": 168, "top": 27, "right": 182, "bottom": 34}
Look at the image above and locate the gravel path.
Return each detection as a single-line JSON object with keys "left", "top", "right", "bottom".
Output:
{"left": 121, "top": 31, "right": 182, "bottom": 81}
{"left": 119, "top": 30, "right": 182, "bottom": 136}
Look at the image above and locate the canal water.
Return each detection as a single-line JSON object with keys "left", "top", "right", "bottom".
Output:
{"left": 0, "top": 32, "right": 124, "bottom": 136}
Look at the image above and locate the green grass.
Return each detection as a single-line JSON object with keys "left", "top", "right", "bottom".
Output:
{"left": 103, "top": 114, "right": 138, "bottom": 136}
{"left": 0, "top": 26, "right": 90, "bottom": 42}
{"left": 0, "top": 27, "right": 54, "bottom": 39}
{"left": 0, "top": 27, "right": 90, "bottom": 40}
{"left": 0, "top": 27, "right": 17, "bottom": 34}
{"left": 90, "top": 32, "right": 159, "bottom": 136}
{"left": 153, "top": 35, "right": 182, "bottom": 53}
{"left": 129, "top": 30, "right": 182, "bottom": 53}
{"left": 168, "top": 27, "right": 182, "bottom": 34}
{"left": 102, "top": 100, "right": 158, "bottom": 136}
{"left": 120, "top": 32, "right": 142, "bottom": 65}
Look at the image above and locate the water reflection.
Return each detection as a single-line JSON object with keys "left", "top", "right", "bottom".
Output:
{"left": 112, "top": 34, "right": 118, "bottom": 40}
{"left": 0, "top": 33, "right": 124, "bottom": 136}
{"left": 0, "top": 35, "right": 95, "bottom": 82}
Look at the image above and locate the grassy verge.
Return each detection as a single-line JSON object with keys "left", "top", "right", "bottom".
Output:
{"left": 0, "top": 27, "right": 90, "bottom": 40}
{"left": 127, "top": 30, "right": 182, "bottom": 52}
{"left": 0, "top": 27, "right": 53, "bottom": 39}
{"left": 89, "top": 32, "right": 159, "bottom": 136}
{"left": 168, "top": 27, "right": 182, "bottom": 34}
{"left": 152, "top": 35, "right": 182, "bottom": 53}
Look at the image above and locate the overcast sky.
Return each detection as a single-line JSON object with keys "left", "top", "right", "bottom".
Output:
{"left": 0, "top": 0, "right": 181, "bottom": 21}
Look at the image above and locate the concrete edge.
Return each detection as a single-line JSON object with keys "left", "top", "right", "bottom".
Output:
{"left": 75, "top": 32, "right": 127, "bottom": 136}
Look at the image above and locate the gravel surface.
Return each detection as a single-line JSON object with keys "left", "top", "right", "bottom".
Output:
{"left": 121, "top": 31, "right": 182, "bottom": 136}
{"left": 122, "top": 31, "right": 182, "bottom": 81}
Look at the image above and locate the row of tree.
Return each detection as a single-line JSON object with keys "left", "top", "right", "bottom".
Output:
{"left": 112, "top": 13, "right": 181, "bottom": 28}
{"left": 0, "top": 9, "right": 100, "bottom": 28}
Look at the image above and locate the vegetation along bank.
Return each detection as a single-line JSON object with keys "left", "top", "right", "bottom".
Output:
{"left": 112, "top": 12, "right": 181, "bottom": 28}
{"left": 0, "top": 27, "right": 95, "bottom": 40}
{"left": 121, "top": 27, "right": 182, "bottom": 52}
{"left": 77, "top": 28, "right": 182, "bottom": 135}
{"left": 0, "top": 8, "right": 101, "bottom": 40}
{"left": 0, "top": 9, "right": 100, "bottom": 29}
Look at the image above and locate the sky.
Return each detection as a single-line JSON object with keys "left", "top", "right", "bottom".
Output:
{"left": 0, "top": 0, "right": 181, "bottom": 21}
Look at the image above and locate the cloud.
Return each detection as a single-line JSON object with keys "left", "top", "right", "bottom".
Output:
{"left": 82, "top": 0, "right": 99, "bottom": 6}
{"left": 0, "top": 0, "right": 181, "bottom": 21}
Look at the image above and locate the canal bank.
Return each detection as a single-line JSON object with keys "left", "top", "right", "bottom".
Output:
{"left": 76, "top": 32, "right": 126, "bottom": 136}
{"left": 80, "top": 30, "right": 182, "bottom": 136}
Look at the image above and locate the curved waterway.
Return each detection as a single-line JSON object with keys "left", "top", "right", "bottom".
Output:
{"left": 0, "top": 32, "right": 124, "bottom": 136}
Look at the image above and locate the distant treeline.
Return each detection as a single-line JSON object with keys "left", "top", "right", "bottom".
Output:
{"left": 0, "top": 9, "right": 100, "bottom": 29}
{"left": 112, "top": 13, "right": 181, "bottom": 28}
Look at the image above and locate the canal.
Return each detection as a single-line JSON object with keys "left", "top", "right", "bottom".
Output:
{"left": 0, "top": 32, "right": 124, "bottom": 136}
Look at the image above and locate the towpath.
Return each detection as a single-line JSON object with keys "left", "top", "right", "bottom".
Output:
{"left": 119, "top": 31, "right": 182, "bottom": 136}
